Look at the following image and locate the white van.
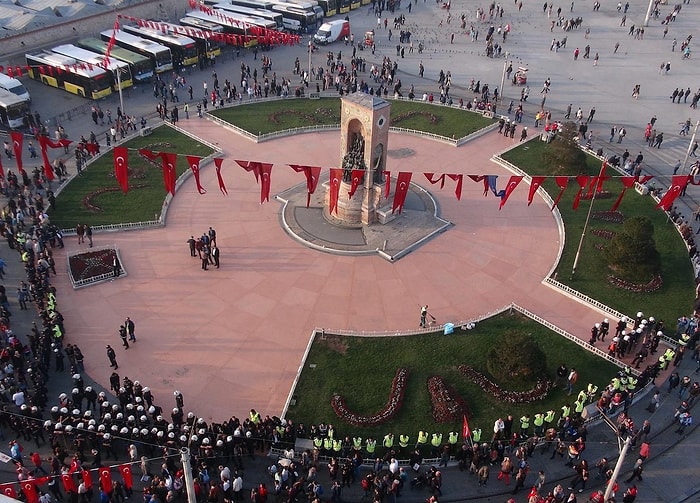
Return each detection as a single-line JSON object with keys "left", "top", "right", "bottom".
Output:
{"left": 314, "top": 19, "right": 350, "bottom": 45}
{"left": 0, "top": 73, "right": 31, "bottom": 102}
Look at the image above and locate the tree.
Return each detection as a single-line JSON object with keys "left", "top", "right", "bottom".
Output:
{"left": 542, "top": 121, "right": 588, "bottom": 174}
{"left": 486, "top": 332, "right": 548, "bottom": 383}
{"left": 604, "top": 216, "right": 661, "bottom": 279}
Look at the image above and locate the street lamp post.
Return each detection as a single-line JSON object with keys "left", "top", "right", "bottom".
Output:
{"left": 499, "top": 53, "right": 510, "bottom": 104}
{"left": 307, "top": 40, "right": 312, "bottom": 88}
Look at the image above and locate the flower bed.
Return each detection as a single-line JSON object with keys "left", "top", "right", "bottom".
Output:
{"left": 458, "top": 365, "right": 552, "bottom": 404}
{"left": 330, "top": 368, "right": 408, "bottom": 427}
{"left": 607, "top": 273, "right": 663, "bottom": 293}
{"left": 68, "top": 248, "right": 122, "bottom": 287}
{"left": 592, "top": 210, "right": 625, "bottom": 224}
{"left": 591, "top": 229, "right": 617, "bottom": 240}
{"left": 427, "top": 376, "right": 471, "bottom": 423}
{"left": 391, "top": 111, "right": 440, "bottom": 125}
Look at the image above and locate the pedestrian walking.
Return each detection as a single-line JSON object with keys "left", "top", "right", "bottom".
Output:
{"left": 420, "top": 305, "right": 428, "bottom": 327}
{"left": 106, "top": 345, "right": 118, "bottom": 369}
{"left": 126, "top": 317, "right": 136, "bottom": 342}
{"left": 625, "top": 459, "right": 643, "bottom": 482}
{"left": 119, "top": 325, "right": 129, "bottom": 349}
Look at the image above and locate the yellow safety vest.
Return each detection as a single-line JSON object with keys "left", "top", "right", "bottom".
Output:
{"left": 575, "top": 400, "right": 584, "bottom": 413}
{"left": 431, "top": 433, "right": 442, "bottom": 447}
{"left": 323, "top": 438, "right": 332, "bottom": 450}
{"left": 313, "top": 437, "right": 322, "bottom": 448}
{"left": 353, "top": 437, "right": 363, "bottom": 449}
{"left": 472, "top": 429, "right": 482, "bottom": 442}
{"left": 520, "top": 416, "right": 530, "bottom": 429}
{"left": 533, "top": 414, "right": 544, "bottom": 427}
{"left": 333, "top": 440, "right": 342, "bottom": 452}
{"left": 417, "top": 431, "right": 428, "bottom": 444}
{"left": 366, "top": 439, "right": 376, "bottom": 453}
{"left": 561, "top": 405, "right": 570, "bottom": 417}
{"left": 545, "top": 410, "right": 556, "bottom": 423}
{"left": 383, "top": 434, "right": 393, "bottom": 448}
{"left": 399, "top": 435, "right": 409, "bottom": 447}
{"left": 448, "top": 432, "right": 458, "bottom": 444}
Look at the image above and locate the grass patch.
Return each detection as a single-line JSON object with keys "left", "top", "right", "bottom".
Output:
{"left": 209, "top": 98, "right": 494, "bottom": 137}
{"left": 500, "top": 140, "right": 695, "bottom": 326}
{"left": 50, "top": 126, "right": 214, "bottom": 229}
{"left": 288, "top": 311, "right": 619, "bottom": 439}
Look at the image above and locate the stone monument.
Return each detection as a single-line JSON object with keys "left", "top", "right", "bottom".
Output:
{"left": 325, "top": 93, "right": 390, "bottom": 225}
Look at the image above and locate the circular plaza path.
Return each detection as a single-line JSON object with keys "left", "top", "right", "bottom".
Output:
{"left": 51, "top": 118, "right": 623, "bottom": 420}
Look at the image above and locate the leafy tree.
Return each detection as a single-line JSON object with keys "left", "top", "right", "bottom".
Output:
{"left": 604, "top": 216, "right": 661, "bottom": 279}
{"left": 542, "top": 121, "right": 588, "bottom": 174}
{"left": 487, "top": 332, "right": 547, "bottom": 383}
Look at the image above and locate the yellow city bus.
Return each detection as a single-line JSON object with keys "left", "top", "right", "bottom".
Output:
{"left": 51, "top": 44, "right": 133, "bottom": 91}
{"left": 25, "top": 51, "right": 112, "bottom": 100}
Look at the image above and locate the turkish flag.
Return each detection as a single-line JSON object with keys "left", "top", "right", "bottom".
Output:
{"left": 0, "top": 154, "right": 4, "bottom": 179}
{"left": 22, "top": 482, "right": 38, "bottom": 503}
{"left": 328, "top": 168, "right": 343, "bottom": 215}
{"left": 527, "top": 176, "right": 546, "bottom": 206}
{"left": 236, "top": 159, "right": 260, "bottom": 182}
{"left": 99, "top": 467, "right": 112, "bottom": 493}
{"left": 383, "top": 171, "right": 391, "bottom": 199}
{"left": 259, "top": 163, "right": 272, "bottom": 204}
{"left": 447, "top": 174, "right": 463, "bottom": 200}
{"left": 656, "top": 175, "right": 690, "bottom": 211}
{"left": 113, "top": 147, "right": 129, "bottom": 193}
{"left": 81, "top": 469, "right": 93, "bottom": 490}
{"left": 186, "top": 155, "right": 206, "bottom": 194}
{"left": 104, "top": 18, "right": 120, "bottom": 66}
{"left": 462, "top": 415, "right": 471, "bottom": 440}
{"left": 10, "top": 132, "right": 23, "bottom": 173}
{"left": 62, "top": 473, "right": 77, "bottom": 493}
{"left": 289, "top": 165, "right": 322, "bottom": 207}
{"left": 611, "top": 176, "right": 636, "bottom": 211}
{"left": 499, "top": 176, "right": 523, "bottom": 210}
{"left": 214, "top": 158, "right": 227, "bottom": 195}
{"left": 551, "top": 176, "right": 569, "bottom": 210}
{"left": 138, "top": 148, "right": 158, "bottom": 162}
{"left": 392, "top": 172, "right": 412, "bottom": 214}
{"left": 637, "top": 175, "right": 654, "bottom": 185}
{"left": 424, "top": 173, "right": 446, "bottom": 189}
{"left": 37, "top": 135, "right": 54, "bottom": 181}
{"left": 348, "top": 169, "right": 363, "bottom": 199}
{"left": 572, "top": 176, "right": 590, "bottom": 210}
{"left": 160, "top": 152, "right": 178, "bottom": 196}
{"left": 119, "top": 464, "right": 133, "bottom": 489}
{"left": 3, "top": 485, "right": 17, "bottom": 498}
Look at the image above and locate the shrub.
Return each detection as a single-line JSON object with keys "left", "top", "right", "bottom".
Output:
{"left": 486, "top": 332, "right": 548, "bottom": 383}
{"left": 542, "top": 121, "right": 588, "bottom": 174}
{"left": 604, "top": 216, "right": 661, "bottom": 280}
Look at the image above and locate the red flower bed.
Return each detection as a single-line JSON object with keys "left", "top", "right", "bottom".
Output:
{"left": 458, "top": 365, "right": 552, "bottom": 404}
{"left": 69, "top": 248, "right": 118, "bottom": 283}
{"left": 607, "top": 273, "right": 663, "bottom": 293}
{"left": 592, "top": 211, "right": 625, "bottom": 224}
{"left": 330, "top": 368, "right": 408, "bottom": 427}
{"left": 427, "top": 376, "right": 471, "bottom": 423}
{"left": 591, "top": 228, "right": 617, "bottom": 240}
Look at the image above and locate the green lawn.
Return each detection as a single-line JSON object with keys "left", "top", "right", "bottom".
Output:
{"left": 50, "top": 126, "right": 214, "bottom": 229}
{"left": 210, "top": 98, "right": 494, "bottom": 138}
{"left": 500, "top": 140, "right": 695, "bottom": 326}
{"left": 288, "top": 311, "right": 619, "bottom": 440}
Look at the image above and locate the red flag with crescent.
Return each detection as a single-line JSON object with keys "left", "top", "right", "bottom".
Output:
{"left": 113, "top": 147, "right": 129, "bottom": 193}
{"left": 462, "top": 415, "right": 471, "bottom": 440}
{"left": 328, "top": 168, "right": 342, "bottom": 215}
{"left": 572, "top": 176, "right": 589, "bottom": 210}
{"left": 610, "top": 176, "right": 636, "bottom": 211}
{"left": 528, "top": 176, "right": 546, "bottom": 206}
{"left": 37, "top": 135, "right": 55, "bottom": 181}
{"left": 214, "top": 158, "right": 227, "bottom": 195}
{"left": 119, "top": 464, "right": 133, "bottom": 489}
{"left": 0, "top": 154, "right": 4, "bottom": 179}
{"left": 160, "top": 152, "right": 177, "bottom": 196}
{"left": 392, "top": 172, "right": 412, "bottom": 214}
{"left": 22, "top": 482, "right": 38, "bottom": 503}
{"left": 447, "top": 174, "right": 463, "bottom": 200}
{"left": 104, "top": 18, "right": 120, "bottom": 66}
{"left": 3, "top": 485, "right": 17, "bottom": 498}
{"left": 259, "top": 163, "right": 272, "bottom": 203}
{"left": 499, "top": 175, "right": 523, "bottom": 210}
{"left": 348, "top": 169, "right": 363, "bottom": 199}
{"left": 99, "top": 467, "right": 112, "bottom": 493}
{"left": 81, "top": 469, "right": 93, "bottom": 489}
{"left": 289, "top": 165, "right": 322, "bottom": 207}
{"left": 10, "top": 132, "right": 23, "bottom": 173}
{"left": 236, "top": 159, "right": 260, "bottom": 182}
{"left": 138, "top": 148, "right": 158, "bottom": 162}
{"left": 383, "top": 171, "right": 391, "bottom": 199}
{"left": 62, "top": 473, "right": 77, "bottom": 493}
{"left": 186, "top": 155, "right": 206, "bottom": 194}
{"left": 656, "top": 175, "right": 690, "bottom": 211}
{"left": 424, "top": 173, "right": 446, "bottom": 189}
{"left": 551, "top": 176, "right": 569, "bottom": 210}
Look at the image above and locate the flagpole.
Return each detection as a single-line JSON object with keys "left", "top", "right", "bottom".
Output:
{"left": 571, "top": 162, "right": 606, "bottom": 279}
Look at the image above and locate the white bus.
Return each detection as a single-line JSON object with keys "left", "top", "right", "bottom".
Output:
{"left": 100, "top": 29, "right": 173, "bottom": 73}
{"left": 121, "top": 24, "right": 199, "bottom": 68}
{"left": 51, "top": 44, "right": 134, "bottom": 91}
{"left": 268, "top": 2, "right": 317, "bottom": 32}
{"left": 0, "top": 73, "right": 31, "bottom": 102}
{"left": 0, "top": 89, "right": 29, "bottom": 129}
{"left": 212, "top": 3, "right": 284, "bottom": 30}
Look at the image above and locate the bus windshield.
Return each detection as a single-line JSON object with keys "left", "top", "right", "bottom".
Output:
{"left": 156, "top": 50, "right": 172, "bottom": 68}
{"left": 7, "top": 101, "right": 29, "bottom": 120}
